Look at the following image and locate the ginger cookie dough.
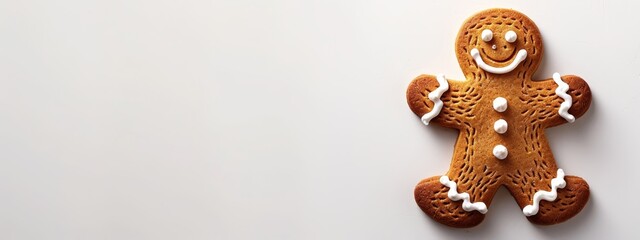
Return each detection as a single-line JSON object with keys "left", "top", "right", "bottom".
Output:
{"left": 406, "top": 8, "right": 591, "bottom": 228}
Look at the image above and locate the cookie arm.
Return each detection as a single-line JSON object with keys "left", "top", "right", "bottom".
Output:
{"left": 406, "top": 74, "right": 467, "bottom": 128}
{"left": 526, "top": 75, "right": 592, "bottom": 128}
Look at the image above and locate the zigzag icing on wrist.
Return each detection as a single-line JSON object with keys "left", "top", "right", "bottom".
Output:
{"left": 421, "top": 74, "right": 449, "bottom": 125}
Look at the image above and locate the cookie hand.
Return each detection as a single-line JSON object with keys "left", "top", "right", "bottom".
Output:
{"left": 525, "top": 75, "right": 592, "bottom": 127}
{"left": 406, "top": 74, "right": 469, "bottom": 128}
{"left": 561, "top": 75, "right": 591, "bottom": 121}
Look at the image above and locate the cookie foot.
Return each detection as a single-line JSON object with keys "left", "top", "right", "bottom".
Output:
{"left": 414, "top": 176, "right": 485, "bottom": 228}
{"left": 526, "top": 176, "right": 590, "bottom": 225}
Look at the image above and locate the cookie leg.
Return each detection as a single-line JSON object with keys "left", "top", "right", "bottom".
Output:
{"left": 414, "top": 176, "right": 486, "bottom": 228}
{"left": 506, "top": 173, "right": 589, "bottom": 225}
{"left": 525, "top": 176, "right": 590, "bottom": 225}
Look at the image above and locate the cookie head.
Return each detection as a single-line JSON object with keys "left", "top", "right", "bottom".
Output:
{"left": 455, "top": 9, "right": 543, "bottom": 77}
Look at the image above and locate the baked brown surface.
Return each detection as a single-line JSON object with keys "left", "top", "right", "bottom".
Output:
{"left": 406, "top": 8, "right": 591, "bottom": 228}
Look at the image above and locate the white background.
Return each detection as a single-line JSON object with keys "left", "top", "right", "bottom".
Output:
{"left": 1, "top": 0, "right": 639, "bottom": 239}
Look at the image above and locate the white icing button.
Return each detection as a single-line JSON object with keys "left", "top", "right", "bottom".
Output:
{"left": 493, "top": 97, "right": 507, "bottom": 112}
{"left": 493, "top": 145, "right": 508, "bottom": 160}
{"left": 494, "top": 119, "right": 508, "bottom": 134}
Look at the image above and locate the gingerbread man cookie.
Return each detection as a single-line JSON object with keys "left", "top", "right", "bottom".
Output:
{"left": 406, "top": 9, "right": 591, "bottom": 227}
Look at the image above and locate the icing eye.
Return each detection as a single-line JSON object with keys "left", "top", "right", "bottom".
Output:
{"left": 481, "top": 29, "right": 493, "bottom": 42}
{"left": 505, "top": 30, "right": 517, "bottom": 43}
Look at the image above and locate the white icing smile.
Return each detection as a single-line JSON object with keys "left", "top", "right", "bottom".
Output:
{"left": 470, "top": 48, "right": 527, "bottom": 74}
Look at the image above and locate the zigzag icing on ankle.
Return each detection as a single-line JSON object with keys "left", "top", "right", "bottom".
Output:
{"left": 552, "top": 73, "right": 575, "bottom": 123}
{"left": 421, "top": 74, "right": 449, "bottom": 125}
{"left": 440, "top": 175, "right": 488, "bottom": 214}
{"left": 523, "top": 169, "right": 566, "bottom": 216}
